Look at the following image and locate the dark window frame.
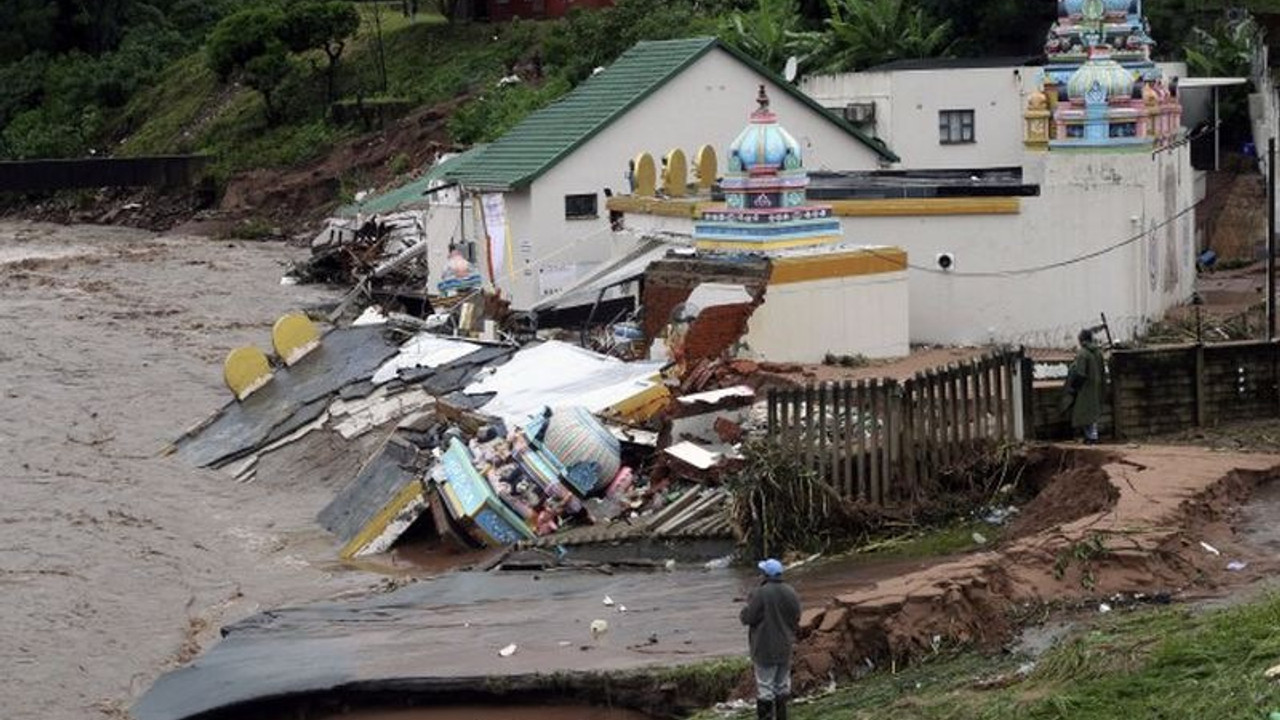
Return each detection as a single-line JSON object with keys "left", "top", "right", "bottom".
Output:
{"left": 565, "top": 192, "right": 599, "bottom": 220}
{"left": 939, "top": 109, "right": 976, "bottom": 145}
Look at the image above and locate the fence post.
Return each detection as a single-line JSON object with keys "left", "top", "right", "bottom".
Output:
{"left": 841, "top": 381, "right": 855, "bottom": 498}
{"left": 855, "top": 380, "right": 868, "bottom": 501}
{"left": 1010, "top": 351, "right": 1027, "bottom": 442}
{"left": 869, "top": 379, "right": 883, "bottom": 505}
{"left": 767, "top": 388, "right": 777, "bottom": 436}
{"left": 902, "top": 379, "right": 917, "bottom": 501}
{"left": 1002, "top": 352, "right": 1017, "bottom": 442}
{"left": 1194, "top": 343, "right": 1206, "bottom": 427}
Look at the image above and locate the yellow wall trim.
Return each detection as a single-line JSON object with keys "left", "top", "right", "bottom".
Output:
{"left": 826, "top": 197, "right": 1021, "bottom": 216}
{"left": 606, "top": 196, "right": 708, "bottom": 219}
{"left": 339, "top": 480, "right": 425, "bottom": 560}
{"left": 696, "top": 235, "right": 843, "bottom": 252}
{"left": 608, "top": 195, "right": 1021, "bottom": 219}
{"left": 770, "top": 248, "right": 908, "bottom": 285}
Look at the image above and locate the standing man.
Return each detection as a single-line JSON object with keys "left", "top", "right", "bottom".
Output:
{"left": 1064, "top": 328, "right": 1105, "bottom": 444}
{"left": 740, "top": 558, "right": 802, "bottom": 720}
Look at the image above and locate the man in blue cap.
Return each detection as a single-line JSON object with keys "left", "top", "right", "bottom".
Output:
{"left": 740, "top": 557, "right": 802, "bottom": 720}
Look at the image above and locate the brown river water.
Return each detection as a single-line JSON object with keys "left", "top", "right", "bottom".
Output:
{"left": 0, "top": 222, "right": 383, "bottom": 719}
{"left": 0, "top": 221, "right": 921, "bottom": 720}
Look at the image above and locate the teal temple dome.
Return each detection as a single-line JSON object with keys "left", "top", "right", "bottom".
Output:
{"left": 728, "top": 86, "right": 804, "bottom": 174}
{"left": 1067, "top": 51, "right": 1136, "bottom": 101}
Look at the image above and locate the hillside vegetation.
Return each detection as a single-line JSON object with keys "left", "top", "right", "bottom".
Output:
{"left": 0, "top": 0, "right": 1273, "bottom": 194}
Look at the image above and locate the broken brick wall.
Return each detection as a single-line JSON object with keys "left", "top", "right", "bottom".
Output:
{"left": 642, "top": 255, "right": 771, "bottom": 362}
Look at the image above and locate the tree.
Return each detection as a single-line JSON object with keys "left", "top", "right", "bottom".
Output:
{"left": 809, "top": 0, "right": 952, "bottom": 72}
{"left": 280, "top": 1, "right": 360, "bottom": 104}
{"left": 207, "top": 7, "right": 293, "bottom": 122}
{"left": 718, "top": 0, "right": 816, "bottom": 74}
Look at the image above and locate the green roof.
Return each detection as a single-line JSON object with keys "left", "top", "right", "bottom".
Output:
{"left": 336, "top": 146, "right": 486, "bottom": 217}
{"left": 446, "top": 37, "right": 898, "bottom": 191}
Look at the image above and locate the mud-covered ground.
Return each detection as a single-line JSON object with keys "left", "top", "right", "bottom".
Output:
{"left": 0, "top": 222, "right": 386, "bottom": 720}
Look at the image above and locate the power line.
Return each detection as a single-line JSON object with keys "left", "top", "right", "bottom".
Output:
{"left": 889, "top": 200, "right": 1201, "bottom": 279}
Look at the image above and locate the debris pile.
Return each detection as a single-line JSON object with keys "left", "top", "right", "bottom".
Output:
{"left": 173, "top": 309, "right": 770, "bottom": 561}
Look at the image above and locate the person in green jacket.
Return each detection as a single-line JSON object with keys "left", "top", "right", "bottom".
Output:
{"left": 1064, "top": 328, "right": 1105, "bottom": 444}
{"left": 740, "top": 558, "right": 801, "bottom": 720}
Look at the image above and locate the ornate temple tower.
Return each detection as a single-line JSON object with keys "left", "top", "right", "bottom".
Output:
{"left": 693, "top": 86, "right": 844, "bottom": 252}
{"left": 1026, "top": 0, "right": 1180, "bottom": 150}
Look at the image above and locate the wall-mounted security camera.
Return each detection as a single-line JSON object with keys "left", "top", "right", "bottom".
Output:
{"left": 936, "top": 252, "right": 955, "bottom": 271}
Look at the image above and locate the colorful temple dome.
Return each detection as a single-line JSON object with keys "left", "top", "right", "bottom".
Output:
{"left": 728, "top": 86, "right": 803, "bottom": 174}
{"left": 1067, "top": 52, "right": 1134, "bottom": 101}
{"left": 1062, "top": 0, "right": 1131, "bottom": 15}
{"left": 694, "top": 86, "right": 842, "bottom": 252}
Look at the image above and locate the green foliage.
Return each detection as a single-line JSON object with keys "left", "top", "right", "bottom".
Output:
{"left": 447, "top": 76, "right": 571, "bottom": 145}
{"left": 1185, "top": 12, "right": 1261, "bottom": 78}
{"left": 206, "top": 7, "right": 286, "bottom": 80}
{"left": 542, "top": 0, "right": 720, "bottom": 84}
{"left": 280, "top": 1, "right": 361, "bottom": 102}
{"left": 809, "top": 0, "right": 953, "bottom": 72}
{"left": 717, "top": 0, "right": 816, "bottom": 74}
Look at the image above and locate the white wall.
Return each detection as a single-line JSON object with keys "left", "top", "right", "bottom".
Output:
{"left": 802, "top": 66, "right": 1042, "bottom": 169}
{"left": 483, "top": 47, "right": 890, "bottom": 309}
{"left": 746, "top": 270, "right": 910, "bottom": 362}
{"left": 618, "top": 147, "right": 1197, "bottom": 348}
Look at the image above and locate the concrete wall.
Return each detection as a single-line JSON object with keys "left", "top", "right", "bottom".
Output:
{"left": 801, "top": 67, "right": 1041, "bottom": 169}
{"left": 616, "top": 146, "right": 1197, "bottom": 348}
{"left": 475, "top": 48, "right": 889, "bottom": 309}
{"left": 746, "top": 270, "right": 910, "bottom": 361}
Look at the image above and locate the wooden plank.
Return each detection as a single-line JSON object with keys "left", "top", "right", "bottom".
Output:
{"left": 817, "top": 383, "right": 829, "bottom": 488}
{"left": 950, "top": 365, "right": 964, "bottom": 457}
{"left": 960, "top": 362, "right": 974, "bottom": 447}
{"left": 842, "top": 382, "right": 855, "bottom": 499}
{"left": 804, "top": 385, "right": 816, "bottom": 480}
{"left": 855, "top": 380, "right": 868, "bottom": 501}
{"left": 993, "top": 359, "right": 1006, "bottom": 442}
{"left": 901, "top": 379, "right": 916, "bottom": 502}
{"left": 1002, "top": 355, "right": 1017, "bottom": 442}
{"left": 974, "top": 358, "right": 987, "bottom": 439}
{"left": 890, "top": 381, "right": 901, "bottom": 499}
{"left": 869, "top": 379, "right": 882, "bottom": 506}
{"left": 790, "top": 388, "right": 802, "bottom": 464}
{"left": 924, "top": 370, "right": 939, "bottom": 473}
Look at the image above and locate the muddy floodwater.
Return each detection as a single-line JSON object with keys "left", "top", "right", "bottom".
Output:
{"left": 0, "top": 222, "right": 385, "bottom": 720}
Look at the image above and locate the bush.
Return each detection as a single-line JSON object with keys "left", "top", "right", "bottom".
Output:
{"left": 447, "top": 76, "right": 571, "bottom": 144}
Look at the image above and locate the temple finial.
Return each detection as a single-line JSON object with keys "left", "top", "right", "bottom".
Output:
{"left": 756, "top": 84, "right": 770, "bottom": 113}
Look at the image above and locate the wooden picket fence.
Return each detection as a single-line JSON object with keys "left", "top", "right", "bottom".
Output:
{"left": 765, "top": 348, "right": 1027, "bottom": 506}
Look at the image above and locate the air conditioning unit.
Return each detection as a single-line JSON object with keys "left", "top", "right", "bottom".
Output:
{"left": 843, "top": 102, "right": 876, "bottom": 125}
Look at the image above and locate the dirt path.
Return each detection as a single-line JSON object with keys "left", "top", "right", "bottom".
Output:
{"left": 0, "top": 222, "right": 384, "bottom": 720}
{"left": 792, "top": 445, "right": 1280, "bottom": 688}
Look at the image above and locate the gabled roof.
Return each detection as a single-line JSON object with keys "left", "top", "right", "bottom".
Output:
{"left": 446, "top": 37, "right": 899, "bottom": 192}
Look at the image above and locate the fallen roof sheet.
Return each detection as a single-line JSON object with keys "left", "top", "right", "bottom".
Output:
{"left": 530, "top": 237, "right": 672, "bottom": 312}
{"left": 371, "top": 334, "right": 482, "bottom": 385}
{"left": 463, "top": 341, "right": 667, "bottom": 426}
{"left": 317, "top": 433, "right": 422, "bottom": 556}
{"left": 174, "top": 326, "right": 400, "bottom": 468}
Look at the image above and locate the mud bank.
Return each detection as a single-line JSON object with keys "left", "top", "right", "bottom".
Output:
{"left": 788, "top": 446, "right": 1280, "bottom": 692}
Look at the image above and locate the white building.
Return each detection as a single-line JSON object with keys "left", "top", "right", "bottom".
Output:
{"left": 801, "top": 57, "right": 1190, "bottom": 171}
{"left": 440, "top": 36, "right": 900, "bottom": 310}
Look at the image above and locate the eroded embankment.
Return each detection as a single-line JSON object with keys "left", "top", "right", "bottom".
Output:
{"left": 786, "top": 445, "right": 1280, "bottom": 692}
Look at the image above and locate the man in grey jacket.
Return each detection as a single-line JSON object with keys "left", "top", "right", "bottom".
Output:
{"left": 739, "top": 558, "right": 802, "bottom": 720}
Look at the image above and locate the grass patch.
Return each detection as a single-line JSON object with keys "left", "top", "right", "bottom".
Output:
{"left": 114, "top": 53, "right": 220, "bottom": 156}
{"left": 694, "top": 594, "right": 1280, "bottom": 719}
{"left": 852, "top": 520, "right": 999, "bottom": 560}
{"left": 657, "top": 657, "right": 754, "bottom": 700}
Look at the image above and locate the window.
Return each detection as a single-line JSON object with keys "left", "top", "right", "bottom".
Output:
{"left": 565, "top": 193, "right": 598, "bottom": 219}
{"left": 939, "top": 110, "right": 975, "bottom": 145}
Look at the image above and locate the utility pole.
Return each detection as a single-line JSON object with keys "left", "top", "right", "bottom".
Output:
{"left": 1269, "top": 137, "right": 1277, "bottom": 341}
